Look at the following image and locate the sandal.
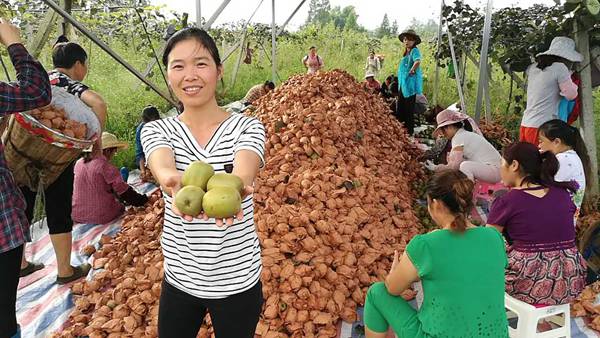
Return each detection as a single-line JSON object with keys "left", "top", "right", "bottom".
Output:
{"left": 56, "top": 263, "right": 91, "bottom": 285}
{"left": 20, "top": 262, "right": 45, "bottom": 278}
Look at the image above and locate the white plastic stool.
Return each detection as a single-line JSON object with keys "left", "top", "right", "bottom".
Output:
{"left": 505, "top": 293, "right": 571, "bottom": 338}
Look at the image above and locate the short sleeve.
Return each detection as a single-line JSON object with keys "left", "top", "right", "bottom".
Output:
{"left": 406, "top": 235, "right": 431, "bottom": 278}
{"left": 552, "top": 63, "right": 571, "bottom": 84}
{"left": 141, "top": 120, "right": 172, "bottom": 161}
{"left": 234, "top": 118, "right": 266, "bottom": 167}
{"left": 412, "top": 48, "right": 422, "bottom": 61}
{"left": 487, "top": 193, "right": 513, "bottom": 227}
{"left": 554, "top": 153, "right": 576, "bottom": 184}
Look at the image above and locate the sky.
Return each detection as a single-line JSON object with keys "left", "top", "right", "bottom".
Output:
{"left": 150, "top": 0, "right": 558, "bottom": 31}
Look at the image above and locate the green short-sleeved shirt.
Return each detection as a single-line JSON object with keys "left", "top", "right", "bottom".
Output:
{"left": 407, "top": 227, "right": 508, "bottom": 338}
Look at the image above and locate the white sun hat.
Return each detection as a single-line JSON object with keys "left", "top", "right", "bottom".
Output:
{"left": 536, "top": 36, "right": 583, "bottom": 63}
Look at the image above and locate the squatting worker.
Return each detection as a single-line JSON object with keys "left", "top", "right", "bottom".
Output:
{"left": 20, "top": 40, "right": 107, "bottom": 284}
{"left": 72, "top": 132, "right": 148, "bottom": 225}
{"left": 243, "top": 80, "right": 274, "bottom": 106}
{"left": 426, "top": 109, "right": 502, "bottom": 184}
{"left": 141, "top": 27, "right": 266, "bottom": 338}
{"left": 0, "top": 19, "right": 52, "bottom": 338}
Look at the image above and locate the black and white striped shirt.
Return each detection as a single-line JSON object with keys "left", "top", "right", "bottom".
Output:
{"left": 141, "top": 114, "right": 265, "bottom": 299}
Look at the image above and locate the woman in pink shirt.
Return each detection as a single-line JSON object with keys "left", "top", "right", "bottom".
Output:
{"left": 72, "top": 132, "right": 148, "bottom": 224}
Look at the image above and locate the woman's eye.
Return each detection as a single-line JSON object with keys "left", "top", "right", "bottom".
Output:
{"left": 197, "top": 63, "right": 207, "bottom": 67}
{"left": 172, "top": 65, "right": 183, "bottom": 70}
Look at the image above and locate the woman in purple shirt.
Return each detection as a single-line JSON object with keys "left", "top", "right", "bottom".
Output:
{"left": 487, "top": 142, "right": 585, "bottom": 305}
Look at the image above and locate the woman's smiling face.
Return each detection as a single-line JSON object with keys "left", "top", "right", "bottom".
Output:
{"left": 166, "top": 38, "right": 222, "bottom": 110}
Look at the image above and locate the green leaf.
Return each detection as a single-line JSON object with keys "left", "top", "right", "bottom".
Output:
{"left": 586, "top": 0, "right": 600, "bottom": 15}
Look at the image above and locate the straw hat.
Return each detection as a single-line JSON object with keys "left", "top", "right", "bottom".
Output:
{"left": 398, "top": 29, "right": 422, "bottom": 45}
{"left": 101, "top": 132, "right": 128, "bottom": 150}
{"left": 536, "top": 37, "right": 583, "bottom": 63}
{"left": 433, "top": 109, "right": 469, "bottom": 137}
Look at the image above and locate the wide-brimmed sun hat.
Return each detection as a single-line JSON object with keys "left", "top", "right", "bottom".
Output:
{"left": 536, "top": 36, "right": 583, "bottom": 63}
{"left": 398, "top": 29, "right": 422, "bottom": 45}
{"left": 101, "top": 132, "right": 129, "bottom": 150}
{"left": 433, "top": 109, "right": 469, "bottom": 137}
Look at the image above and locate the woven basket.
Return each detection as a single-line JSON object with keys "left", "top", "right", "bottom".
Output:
{"left": 3, "top": 87, "right": 101, "bottom": 191}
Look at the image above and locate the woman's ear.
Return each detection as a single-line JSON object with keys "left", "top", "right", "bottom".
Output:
{"left": 217, "top": 64, "right": 224, "bottom": 81}
{"left": 509, "top": 160, "right": 520, "bottom": 173}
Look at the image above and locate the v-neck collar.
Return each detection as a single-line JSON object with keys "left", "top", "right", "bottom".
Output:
{"left": 175, "top": 114, "right": 234, "bottom": 155}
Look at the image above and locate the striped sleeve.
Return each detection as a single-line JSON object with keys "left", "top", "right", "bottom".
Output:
{"left": 234, "top": 117, "right": 266, "bottom": 167}
{"left": 141, "top": 119, "right": 172, "bottom": 161}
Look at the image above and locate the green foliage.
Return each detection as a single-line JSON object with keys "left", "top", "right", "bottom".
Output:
{"left": 375, "top": 14, "right": 391, "bottom": 38}
{"left": 305, "top": 0, "right": 364, "bottom": 32}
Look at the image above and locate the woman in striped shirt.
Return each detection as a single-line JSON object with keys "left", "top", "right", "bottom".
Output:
{"left": 141, "top": 28, "right": 265, "bottom": 338}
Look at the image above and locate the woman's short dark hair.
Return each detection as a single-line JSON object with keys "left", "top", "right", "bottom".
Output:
{"left": 142, "top": 106, "right": 160, "bottom": 123}
{"left": 52, "top": 42, "right": 87, "bottom": 69}
{"left": 162, "top": 27, "right": 221, "bottom": 67}
{"left": 503, "top": 142, "right": 576, "bottom": 193}
{"left": 264, "top": 81, "right": 275, "bottom": 90}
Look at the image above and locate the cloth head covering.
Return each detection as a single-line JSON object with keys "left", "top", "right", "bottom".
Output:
{"left": 536, "top": 37, "right": 583, "bottom": 63}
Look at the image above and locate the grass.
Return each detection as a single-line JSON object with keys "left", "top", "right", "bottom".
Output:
{"left": 19, "top": 25, "right": 598, "bottom": 170}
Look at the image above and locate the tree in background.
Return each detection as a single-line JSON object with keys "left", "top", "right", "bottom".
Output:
{"left": 376, "top": 14, "right": 391, "bottom": 38}
{"left": 306, "top": 0, "right": 364, "bottom": 32}
{"left": 306, "top": 0, "right": 332, "bottom": 26}
{"left": 390, "top": 19, "right": 399, "bottom": 36}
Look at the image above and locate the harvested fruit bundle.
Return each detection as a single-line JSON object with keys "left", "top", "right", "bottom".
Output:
{"left": 479, "top": 119, "right": 512, "bottom": 150}
{"left": 50, "top": 193, "right": 164, "bottom": 338}
{"left": 174, "top": 160, "right": 244, "bottom": 218}
{"left": 252, "top": 69, "right": 425, "bottom": 337}
{"left": 571, "top": 281, "right": 600, "bottom": 330}
{"left": 28, "top": 105, "right": 88, "bottom": 139}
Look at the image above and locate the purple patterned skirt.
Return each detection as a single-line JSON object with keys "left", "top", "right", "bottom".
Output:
{"left": 506, "top": 246, "right": 586, "bottom": 305}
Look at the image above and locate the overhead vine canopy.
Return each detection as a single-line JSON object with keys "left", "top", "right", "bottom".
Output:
{"left": 436, "top": 0, "right": 600, "bottom": 73}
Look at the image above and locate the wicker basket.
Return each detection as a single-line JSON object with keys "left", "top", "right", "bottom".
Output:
{"left": 3, "top": 87, "right": 101, "bottom": 191}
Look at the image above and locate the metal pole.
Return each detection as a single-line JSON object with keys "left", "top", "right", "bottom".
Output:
{"left": 222, "top": 0, "right": 265, "bottom": 63}
{"left": 446, "top": 26, "right": 466, "bottom": 113}
{"left": 42, "top": 0, "right": 178, "bottom": 107}
{"left": 196, "top": 0, "right": 201, "bottom": 27}
{"left": 277, "top": 0, "right": 307, "bottom": 36}
{"left": 271, "top": 0, "right": 277, "bottom": 83}
{"left": 432, "top": 0, "right": 444, "bottom": 107}
{"left": 474, "top": 0, "right": 493, "bottom": 122}
{"left": 202, "top": 0, "right": 232, "bottom": 30}
{"left": 575, "top": 23, "right": 599, "bottom": 195}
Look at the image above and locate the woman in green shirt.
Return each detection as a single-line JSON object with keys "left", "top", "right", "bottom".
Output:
{"left": 364, "top": 170, "right": 508, "bottom": 337}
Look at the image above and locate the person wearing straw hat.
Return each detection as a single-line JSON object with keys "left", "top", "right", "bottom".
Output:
{"left": 520, "top": 36, "right": 582, "bottom": 145}
{"left": 397, "top": 29, "right": 424, "bottom": 135}
{"left": 363, "top": 71, "right": 381, "bottom": 94}
{"left": 425, "top": 109, "right": 502, "bottom": 184}
{"left": 72, "top": 132, "right": 148, "bottom": 225}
